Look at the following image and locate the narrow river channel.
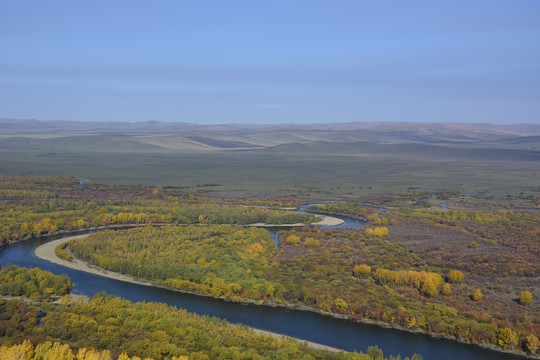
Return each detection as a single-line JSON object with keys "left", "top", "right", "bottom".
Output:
{"left": 0, "top": 206, "right": 530, "bottom": 360}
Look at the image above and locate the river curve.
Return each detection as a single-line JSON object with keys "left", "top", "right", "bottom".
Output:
{"left": 0, "top": 206, "right": 530, "bottom": 360}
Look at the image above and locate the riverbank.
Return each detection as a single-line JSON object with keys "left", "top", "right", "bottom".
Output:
{"left": 34, "top": 236, "right": 155, "bottom": 287}
{"left": 303, "top": 208, "right": 369, "bottom": 222}
{"left": 33, "top": 235, "right": 536, "bottom": 360}
{"left": 251, "top": 214, "right": 344, "bottom": 227}
{"left": 250, "top": 328, "right": 341, "bottom": 353}
{"left": 229, "top": 203, "right": 345, "bottom": 227}
{"left": 34, "top": 235, "right": 345, "bottom": 354}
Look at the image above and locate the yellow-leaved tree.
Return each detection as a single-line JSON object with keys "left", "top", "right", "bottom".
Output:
{"left": 447, "top": 270, "right": 464, "bottom": 283}
{"left": 285, "top": 235, "right": 301, "bottom": 245}
{"left": 353, "top": 264, "right": 371, "bottom": 278}
{"left": 525, "top": 334, "right": 539, "bottom": 354}
{"left": 441, "top": 283, "right": 452, "bottom": 296}
{"left": 472, "top": 288, "right": 483, "bottom": 301}
{"left": 520, "top": 290, "right": 532, "bottom": 305}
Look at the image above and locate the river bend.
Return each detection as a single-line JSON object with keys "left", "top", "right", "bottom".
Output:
{"left": 0, "top": 206, "right": 529, "bottom": 360}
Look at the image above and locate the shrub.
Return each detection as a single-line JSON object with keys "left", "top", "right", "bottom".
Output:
{"left": 353, "top": 264, "right": 371, "bottom": 278}
{"left": 441, "top": 283, "right": 452, "bottom": 295}
{"left": 520, "top": 291, "right": 532, "bottom": 306}
{"left": 447, "top": 270, "right": 464, "bottom": 283}
{"left": 305, "top": 237, "right": 320, "bottom": 247}
{"left": 285, "top": 235, "right": 301, "bottom": 245}
{"left": 525, "top": 334, "right": 539, "bottom": 354}
{"left": 472, "top": 288, "right": 483, "bottom": 301}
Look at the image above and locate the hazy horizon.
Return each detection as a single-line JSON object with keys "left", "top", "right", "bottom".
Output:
{"left": 3, "top": 117, "right": 540, "bottom": 130}
{"left": 2, "top": 1, "right": 539, "bottom": 125}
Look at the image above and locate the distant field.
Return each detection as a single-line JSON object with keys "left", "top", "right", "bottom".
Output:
{"left": 1, "top": 120, "right": 539, "bottom": 200}
{"left": 1, "top": 146, "right": 538, "bottom": 201}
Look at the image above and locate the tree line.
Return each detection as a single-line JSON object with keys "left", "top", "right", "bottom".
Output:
{"left": 63, "top": 225, "right": 538, "bottom": 356}
{"left": 0, "top": 265, "right": 422, "bottom": 360}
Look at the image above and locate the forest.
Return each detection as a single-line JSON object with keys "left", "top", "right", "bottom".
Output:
{"left": 63, "top": 218, "right": 539, "bottom": 356}
{"left": 67, "top": 226, "right": 282, "bottom": 302}
{"left": 0, "top": 175, "right": 538, "bottom": 358}
{"left": 0, "top": 175, "right": 316, "bottom": 249}
{"left": 0, "top": 264, "right": 72, "bottom": 301}
{"left": 0, "top": 265, "right": 420, "bottom": 360}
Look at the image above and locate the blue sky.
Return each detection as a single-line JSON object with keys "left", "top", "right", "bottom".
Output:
{"left": 1, "top": 1, "right": 539, "bottom": 124}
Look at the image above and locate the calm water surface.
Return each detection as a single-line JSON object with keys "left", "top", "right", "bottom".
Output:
{"left": 0, "top": 207, "right": 529, "bottom": 360}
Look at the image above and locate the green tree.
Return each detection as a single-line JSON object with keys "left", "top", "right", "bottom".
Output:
{"left": 366, "top": 346, "right": 383, "bottom": 360}
{"left": 334, "top": 298, "right": 348, "bottom": 312}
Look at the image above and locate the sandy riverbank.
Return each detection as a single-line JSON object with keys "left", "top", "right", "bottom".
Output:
{"left": 32, "top": 213, "right": 343, "bottom": 278}
{"left": 313, "top": 215, "right": 345, "bottom": 226}
{"left": 34, "top": 235, "right": 154, "bottom": 287}
{"left": 250, "top": 214, "right": 344, "bottom": 227}
{"left": 251, "top": 328, "right": 341, "bottom": 353}
{"left": 33, "top": 235, "right": 344, "bottom": 354}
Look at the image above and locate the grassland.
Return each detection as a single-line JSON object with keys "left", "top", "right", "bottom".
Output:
{"left": 1, "top": 121, "right": 539, "bottom": 202}
{"left": 6, "top": 153, "right": 538, "bottom": 195}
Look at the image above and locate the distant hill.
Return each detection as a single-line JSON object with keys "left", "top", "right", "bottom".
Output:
{"left": 0, "top": 118, "right": 255, "bottom": 135}
{"left": 262, "top": 140, "right": 540, "bottom": 161}
{"left": 1, "top": 118, "right": 539, "bottom": 155}
{"left": 2, "top": 118, "right": 539, "bottom": 140}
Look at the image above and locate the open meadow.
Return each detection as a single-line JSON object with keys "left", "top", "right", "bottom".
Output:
{"left": 1, "top": 120, "right": 539, "bottom": 203}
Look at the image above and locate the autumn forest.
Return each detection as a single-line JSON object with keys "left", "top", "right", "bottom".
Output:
{"left": 0, "top": 171, "right": 538, "bottom": 359}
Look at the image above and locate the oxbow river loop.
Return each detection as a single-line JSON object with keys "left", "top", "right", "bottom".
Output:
{"left": 0, "top": 205, "right": 530, "bottom": 360}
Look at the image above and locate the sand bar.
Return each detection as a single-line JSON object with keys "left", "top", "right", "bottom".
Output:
{"left": 312, "top": 214, "right": 344, "bottom": 226}
{"left": 251, "top": 328, "right": 342, "bottom": 353}
{"left": 250, "top": 214, "right": 344, "bottom": 227}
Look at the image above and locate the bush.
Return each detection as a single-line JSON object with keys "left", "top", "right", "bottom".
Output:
{"left": 520, "top": 291, "right": 532, "bottom": 305}
{"left": 305, "top": 237, "right": 320, "bottom": 247}
{"left": 353, "top": 264, "right": 371, "bottom": 278}
{"left": 472, "top": 288, "right": 483, "bottom": 301}
{"left": 285, "top": 235, "right": 301, "bottom": 245}
{"left": 441, "top": 283, "right": 452, "bottom": 295}
{"left": 447, "top": 270, "right": 464, "bottom": 283}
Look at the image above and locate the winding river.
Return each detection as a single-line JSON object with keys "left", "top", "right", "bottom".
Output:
{"left": 0, "top": 206, "right": 530, "bottom": 360}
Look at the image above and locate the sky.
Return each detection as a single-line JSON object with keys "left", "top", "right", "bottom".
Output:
{"left": 1, "top": 1, "right": 539, "bottom": 124}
